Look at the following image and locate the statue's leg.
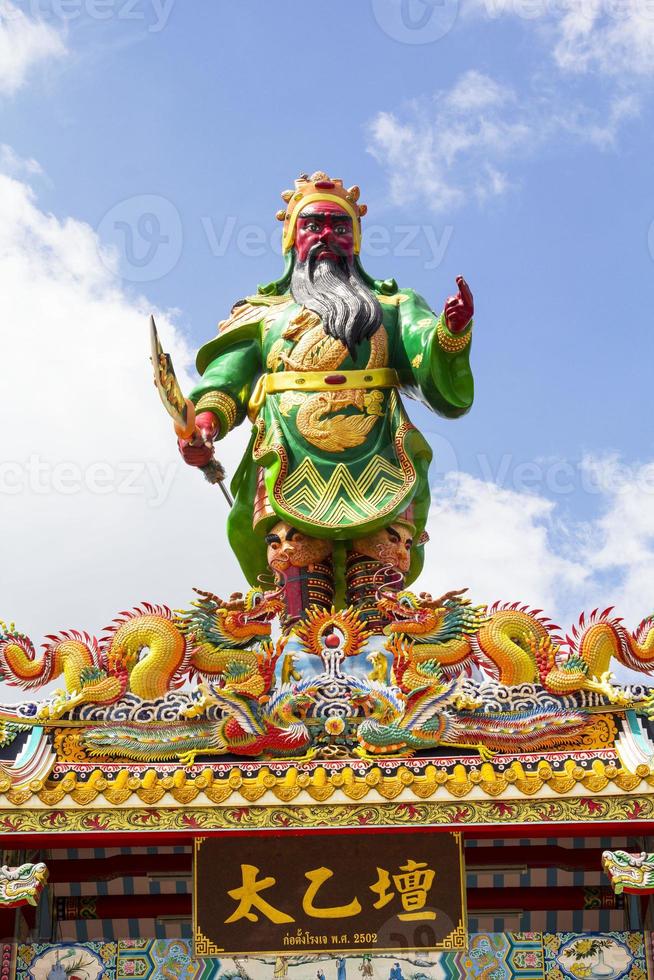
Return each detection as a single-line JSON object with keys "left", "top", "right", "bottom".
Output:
{"left": 265, "top": 521, "right": 334, "bottom": 632}
{"left": 347, "top": 521, "right": 414, "bottom": 630}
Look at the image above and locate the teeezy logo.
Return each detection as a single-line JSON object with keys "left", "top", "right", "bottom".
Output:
{"left": 1, "top": 0, "right": 175, "bottom": 33}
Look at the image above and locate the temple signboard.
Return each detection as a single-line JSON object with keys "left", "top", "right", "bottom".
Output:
{"left": 193, "top": 831, "right": 466, "bottom": 956}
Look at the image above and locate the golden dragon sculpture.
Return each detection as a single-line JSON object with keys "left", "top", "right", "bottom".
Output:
{"left": 378, "top": 589, "right": 654, "bottom": 697}
{"left": 0, "top": 587, "right": 284, "bottom": 717}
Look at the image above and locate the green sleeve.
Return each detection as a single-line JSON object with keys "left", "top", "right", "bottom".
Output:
{"left": 189, "top": 339, "right": 261, "bottom": 438}
{"left": 397, "top": 288, "right": 474, "bottom": 418}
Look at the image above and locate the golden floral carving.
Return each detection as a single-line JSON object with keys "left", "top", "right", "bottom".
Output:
{"left": 0, "top": 792, "right": 653, "bottom": 836}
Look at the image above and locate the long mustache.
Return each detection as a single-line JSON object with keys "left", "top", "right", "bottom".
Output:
{"left": 307, "top": 240, "right": 349, "bottom": 270}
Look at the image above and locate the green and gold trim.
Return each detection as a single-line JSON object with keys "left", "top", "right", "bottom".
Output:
{"left": 436, "top": 315, "right": 472, "bottom": 353}
{"left": 195, "top": 391, "right": 238, "bottom": 434}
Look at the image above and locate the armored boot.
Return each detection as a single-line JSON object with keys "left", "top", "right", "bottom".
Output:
{"left": 345, "top": 551, "right": 403, "bottom": 632}
{"left": 346, "top": 521, "right": 416, "bottom": 631}
{"left": 265, "top": 521, "right": 334, "bottom": 632}
{"left": 274, "top": 560, "right": 335, "bottom": 633}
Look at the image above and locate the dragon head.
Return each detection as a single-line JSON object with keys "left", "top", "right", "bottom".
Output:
{"left": 178, "top": 586, "right": 284, "bottom": 648}
{"left": 602, "top": 850, "right": 654, "bottom": 892}
{"left": 378, "top": 590, "right": 447, "bottom": 636}
{"left": 221, "top": 587, "right": 284, "bottom": 638}
{"left": 349, "top": 682, "right": 404, "bottom": 724}
{"left": 0, "top": 862, "right": 49, "bottom": 907}
{"left": 267, "top": 684, "right": 318, "bottom": 725}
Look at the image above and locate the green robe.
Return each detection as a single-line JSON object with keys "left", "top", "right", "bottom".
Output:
{"left": 191, "top": 287, "right": 473, "bottom": 589}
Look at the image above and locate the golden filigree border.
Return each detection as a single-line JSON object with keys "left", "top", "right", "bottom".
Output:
{"left": 3, "top": 794, "right": 654, "bottom": 835}
{"left": 194, "top": 926, "right": 224, "bottom": 958}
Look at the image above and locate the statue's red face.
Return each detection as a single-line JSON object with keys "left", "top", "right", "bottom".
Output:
{"left": 294, "top": 201, "right": 354, "bottom": 264}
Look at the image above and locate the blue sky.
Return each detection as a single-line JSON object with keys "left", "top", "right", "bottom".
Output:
{"left": 4, "top": 0, "right": 653, "bottom": 484}
{"left": 1, "top": 0, "right": 653, "bottom": 639}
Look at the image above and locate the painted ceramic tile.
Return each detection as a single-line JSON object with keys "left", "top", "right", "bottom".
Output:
{"left": 16, "top": 944, "right": 117, "bottom": 980}
{"left": 452, "top": 933, "right": 544, "bottom": 980}
{"left": 543, "top": 933, "right": 646, "bottom": 980}
{"left": 117, "top": 936, "right": 543, "bottom": 980}
{"left": 219, "top": 953, "right": 447, "bottom": 980}
{"left": 117, "top": 941, "right": 221, "bottom": 980}
{"left": 118, "top": 942, "right": 448, "bottom": 980}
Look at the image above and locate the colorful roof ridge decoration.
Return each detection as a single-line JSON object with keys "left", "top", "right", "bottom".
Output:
{"left": 1, "top": 754, "right": 651, "bottom": 807}
{"left": 0, "top": 753, "right": 653, "bottom": 836}
{"left": 0, "top": 594, "right": 652, "bottom": 831}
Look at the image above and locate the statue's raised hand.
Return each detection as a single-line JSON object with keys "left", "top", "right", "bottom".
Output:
{"left": 443, "top": 276, "right": 474, "bottom": 334}
{"left": 178, "top": 411, "right": 219, "bottom": 468}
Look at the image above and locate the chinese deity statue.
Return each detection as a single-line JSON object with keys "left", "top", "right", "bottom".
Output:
{"left": 179, "top": 171, "right": 474, "bottom": 629}
{"left": 6, "top": 170, "right": 654, "bottom": 769}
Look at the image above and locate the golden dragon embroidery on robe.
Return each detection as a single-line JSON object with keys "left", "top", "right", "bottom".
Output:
{"left": 275, "top": 309, "right": 390, "bottom": 452}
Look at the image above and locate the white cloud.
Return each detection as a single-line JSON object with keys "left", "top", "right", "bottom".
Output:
{"left": 441, "top": 68, "right": 512, "bottom": 112}
{"left": 0, "top": 2, "right": 65, "bottom": 96}
{"left": 577, "top": 454, "right": 654, "bottom": 622}
{"left": 550, "top": 92, "right": 641, "bottom": 147}
{"left": 367, "top": 71, "right": 530, "bottom": 212}
{"left": 552, "top": 0, "right": 654, "bottom": 75}
{"left": 368, "top": 2, "right": 648, "bottom": 211}
{"left": 0, "top": 143, "right": 43, "bottom": 178}
{"left": 418, "top": 459, "right": 654, "bottom": 633}
{"left": 0, "top": 171, "right": 243, "bottom": 657}
{"left": 420, "top": 475, "right": 587, "bottom": 619}
{"left": 467, "top": 0, "right": 654, "bottom": 77}
{"left": 367, "top": 70, "right": 637, "bottom": 212}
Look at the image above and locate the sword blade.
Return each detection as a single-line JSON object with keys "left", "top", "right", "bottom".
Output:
{"left": 149, "top": 314, "right": 189, "bottom": 429}
{"left": 149, "top": 314, "right": 233, "bottom": 507}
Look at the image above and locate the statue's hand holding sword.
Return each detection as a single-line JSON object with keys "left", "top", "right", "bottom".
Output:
{"left": 149, "top": 315, "right": 233, "bottom": 505}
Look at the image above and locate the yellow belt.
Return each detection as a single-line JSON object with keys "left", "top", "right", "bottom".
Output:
{"left": 248, "top": 368, "right": 399, "bottom": 420}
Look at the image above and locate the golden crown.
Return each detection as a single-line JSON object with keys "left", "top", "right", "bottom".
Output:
{"left": 277, "top": 171, "right": 367, "bottom": 254}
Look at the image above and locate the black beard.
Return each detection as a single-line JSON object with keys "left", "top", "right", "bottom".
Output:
{"left": 290, "top": 245, "right": 383, "bottom": 358}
